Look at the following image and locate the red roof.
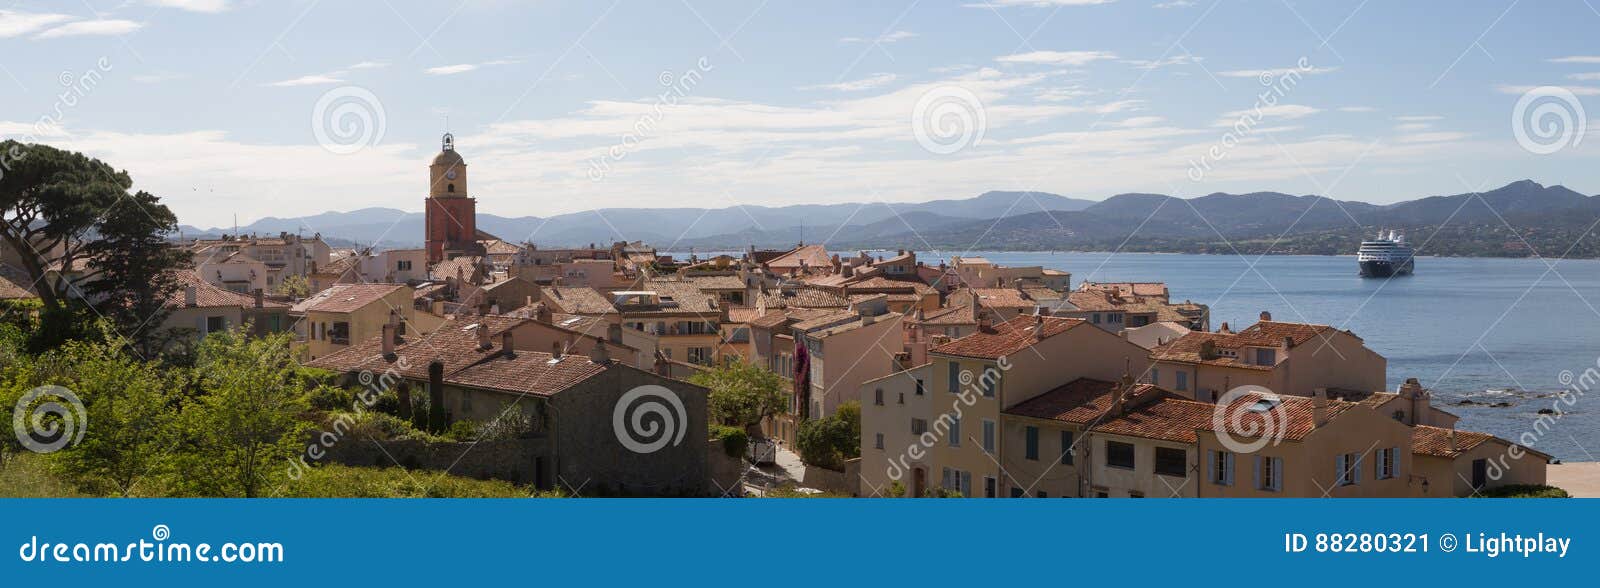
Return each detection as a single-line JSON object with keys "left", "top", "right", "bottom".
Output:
{"left": 930, "top": 315, "right": 1086, "bottom": 359}
{"left": 291, "top": 283, "right": 405, "bottom": 314}
{"left": 168, "top": 271, "right": 287, "bottom": 309}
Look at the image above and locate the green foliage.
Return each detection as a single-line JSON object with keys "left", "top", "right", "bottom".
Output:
{"left": 888, "top": 480, "right": 907, "bottom": 498}
{"left": 274, "top": 274, "right": 311, "bottom": 299}
{"left": 1474, "top": 484, "right": 1569, "bottom": 498}
{"left": 0, "top": 453, "right": 90, "bottom": 498}
{"left": 711, "top": 425, "right": 748, "bottom": 458}
{"left": 759, "top": 484, "right": 850, "bottom": 498}
{"left": 689, "top": 361, "right": 787, "bottom": 428}
{"left": 923, "top": 487, "right": 963, "bottom": 498}
{"left": 476, "top": 410, "right": 538, "bottom": 441}
{"left": 446, "top": 420, "right": 480, "bottom": 442}
{"left": 795, "top": 401, "right": 861, "bottom": 471}
{"left": 272, "top": 464, "right": 564, "bottom": 498}
{"left": 41, "top": 339, "right": 183, "bottom": 496}
{"left": 168, "top": 329, "right": 312, "bottom": 497}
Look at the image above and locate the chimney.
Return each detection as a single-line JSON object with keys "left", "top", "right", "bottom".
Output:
{"left": 1448, "top": 429, "right": 1458, "bottom": 452}
{"left": 381, "top": 323, "right": 396, "bottom": 357}
{"left": 1218, "top": 322, "right": 1231, "bottom": 334}
{"left": 1312, "top": 388, "right": 1330, "bottom": 427}
{"left": 1037, "top": 306, "right": 1051, "bottom": 317}
{"left": 591, "top": 339, "right": 610, "bottom": 364}
{"left": 607, "top": 323, "right": 623, "bottom": 344}
{"left": 1015, "top": 278, "right": 1025, "bottom": 292}
{"left": 185, "top": 286, "right": 198, "bottom": 307}
{"left": 1259, "top": 310, "right": 1272, "bottom": 322}
{"left": 1400, "top": 377, "right": 1428, "bottom": 426}
{"left": 977, "top": 309, "right": 991, "bottom": 332}
{"left": 476, "top": 323, "right": 491, "bottom": 350}
{"left": 501, "top": 332, "right": 515, "bottom": 357}
{"left": 254, "top": 288, "right": 264, "bottom": 309}
{"left": 536, "top": 303, "right": 553, "bottom": 324}
{"left": 551, "top": 342, "right": 564, "bottom": 360}
{"left": 1110, "top": 371, "right": 1135, "bottom": 417}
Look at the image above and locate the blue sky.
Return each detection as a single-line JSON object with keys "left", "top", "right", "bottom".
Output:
{"left": 3, "top": 0, "right": 1598, "bottom": 229}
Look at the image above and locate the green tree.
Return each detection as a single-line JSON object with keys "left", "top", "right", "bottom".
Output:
{"left": 274, "top": 274, "right": 310, "bottom": 299}
{"left": 794, "top": 401, "right": 861, "bottom": 470}
{"left": 173, "top": 328, "right": 310, "bottom": 497}
{"left": 688, "top": 361, "right": 787, "bottom": 430}
{"left": 0, "top": 142, "right": 185, "bottom": 351}
{"left": 45, "top": 339, "right": 181, "bottom": 496}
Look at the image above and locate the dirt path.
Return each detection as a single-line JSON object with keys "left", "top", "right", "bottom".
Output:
{"left": 1547, "top": 462, "right": 1600, "bottom": 497}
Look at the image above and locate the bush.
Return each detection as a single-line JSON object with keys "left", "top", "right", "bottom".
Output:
{"left": 759, "top": 484, "right": 849, "bottom": 498}
{"left": 794, "top": 401, "right": 861, "bottom": 470}
{"left": 477, "top": 410, "right": 537, "bottom": 441}
{"left": 274, "top": 464, "right": 565, "bottom": 498}
{"left": 446, "top": 420, "right": 480, "bottom": 442}
{"left": 711, "top": 425, "right": 748, "bottom": 458}
{"left": 1475, "top": 484, "right": 1570, "bottom": 498}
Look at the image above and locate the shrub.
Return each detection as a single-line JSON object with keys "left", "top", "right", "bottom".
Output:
{"left": 1475, "top": 484, "right": 1569, "bottom": 498}
{"left": 477, "top": 410, "right": 537, "bottom": 441}
{"left": 711, "top": 425, "right": 748, "bottom": 458}
{"left": 446, "top": 420, "right": 480, "bottom": 442}
{"left": 759, "top": 484, "right": 849, "bottom": 498}
{"left": 274, "top": 464, "right": 565, "bottom": 498}
{"left": 794, "top": 401, "right": 861, "bottom": 470}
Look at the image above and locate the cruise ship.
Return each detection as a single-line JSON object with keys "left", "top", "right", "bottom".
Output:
{"left": 1357, "top": 229, "right": 1415, "bottom": 277}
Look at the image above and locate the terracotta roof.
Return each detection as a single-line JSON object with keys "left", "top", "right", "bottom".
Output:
{"left": 307, "top": 315, "right": 528, "bottom": 379}
{"left": 444, "top": 351, "right": 608, "bottom": 397}
{"left": 542, "top": 286, "right": 617, "bottom": 315}
{"left": 749, "top": 311, "right": 793, "bottom": 329}
{"left": 480, "top": 239, "right": 522, "bottom": 256}
{"left": 726, "top": 307, "right": 762, "bottom": 324}
{"left": 911, "top": 305, "right": 977, "bottom": 326}
{"left": 1409, "top": 425, "right": 1517, "bottom": 459}
{"left": 1004, "top": 378, "right": 1172, "bottom": 424}
{"left": 1152, "top": 320, "right": 1350, "bottom": 370}
{"left": 291, "top": 283, "right": 404, "bottom": 314}
{"left": 431, "top": 256, "right": 486, "bottom": 282}
{"left": 764, "top": 244, "right": 832, "bottom": 270}
{"left": 841, "top": 276, "right": 937, "bottom": 295}
{"left": 168, "top": 271, "right": 288, "bottom": 309}
{"left": 1091, "top": 398, "right": 1217, "bottom": 443}
{"left": 0, "top": 266, "right": 37, "bottom": 300}
{"left": 639, "top": 279, "right": 720, "bottom": 314}
{"left": 965, "top": 287, "right": 1036, "bottom": 309}
{"left": 791, "top": 309, "right": 859, "bottom": 332}
{"left": 1078, "top": 281, "right": 1168, "bottom": 298}
{"left": 753, "top": 287, "right": 848, "bottom": 309}
{"left": 684, "top": 275, "right": 746, "bottom": 290}
{"left": 930, "top": 315, "right": 1086, "bottom": 359}
{"left": 1092, "top": 391, "right": 1370, "bottom": 444}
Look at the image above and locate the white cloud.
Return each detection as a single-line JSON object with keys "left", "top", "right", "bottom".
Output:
{"left": 1218, "top": 66, "right": 1339, "bottom": 78}
{"left": 1123, "top": 55, "right": 1202, "bottom": 70}
{"left": 132, "top": 72, "right": 187, "bottom": 84}
{"left": 1337, "top": 106, "right": 1377, "bottom": 113}
{"left": 997, "top": 50, "right": 1118, "bottom": 66}
{"left": 264, "top": 74, "right": 345, "bottom": 87}
{"left": 425, "top": 59, "right": 518, "bottom": 76}
{"left": 1154, "top": 0, "right": 1195, "bottom": 7}
{"left": 801, "top": 73, "right": 900, "bottom": 92}
{"left": 1496, "top": 84, "right": 1600, "bottom": 96}
{"left": 1216, "top": 104, "right": 1322, "bottom": 124}
{"left": 0, "top": 9, "right": 73, "bottom": 38}
{"left": 1549, "top": 56, "right": 1600, "bottom": 64}
{"left": 1394, "top": 122, "right": 1431, "bottom": 132}
{"left": 1566, "top": 73, "right": 1600, "bottom": 81}
{"left": 148, "top": 0, "right": 230, "bottom": 13}
{"left": 35, "top": 19, "right": 143, "bottom": 39}
{"left": 840, "top": 30, "right": 917, "bottom": 44}
{"left": 349, "top": 61, "right": 390, "bottom": 70}
{"left": 1393, "top": 115, "right": 1443, "bottom": 122}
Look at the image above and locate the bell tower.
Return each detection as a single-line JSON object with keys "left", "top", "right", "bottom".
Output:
{"left": 424, "top": 133, "right": 482, "bottom": 264}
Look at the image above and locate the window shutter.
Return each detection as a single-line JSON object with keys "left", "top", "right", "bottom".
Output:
{"left": 1225, "top": 453, "right": 1235, "bottom": 486}
{"left": 1272, "top": 457, "right": 1283, "bottom": 491}
{"left": 1354, "top": 455, "right": 1363, "bottom": 484}
{"left": 1336, "top": 455, "right": 1346, "bottom": 484}
{"left": 1392, "top": 448, "right": 1401, "bottom": 479}
{"left": 1207, "top": 451, "right": 1217, "bottom": 484}
{"left": 961, "top": 471, "right": 972, "bottom": 497}
{"left": 1253, "top": 456, "right": 1262, "bottom": 490}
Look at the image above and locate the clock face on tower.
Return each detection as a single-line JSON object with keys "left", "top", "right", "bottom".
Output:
{"left": 445, "top": 169, "right": 457, "bottom": 180}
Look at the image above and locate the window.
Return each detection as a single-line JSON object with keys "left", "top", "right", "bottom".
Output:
{"left": 941, "top": 468, "right": 971, "bottom": 496}
{"left": 1060, "top": 431, "right": 1074, "bottom": 465}
{"left": 1036, "top": 491, "right": 1048, "bottom": 498}
{"left": 1175, "top": 370, "right": 1188, "bottom": 392}
{"left": 1010, "top": 487, "right": 1025, "bottom": 498}
{"left": 205, "top": 316, "right": 225, "bottom": 334}
{"left": 982, "top": 420, "right": 996, "bottom": 453}
{"left": 1257, "top": 456, "right": 1283, "bottom": 492}
{"left": 461, "top": 390, "right": 473, "bottom": 412}
{"left": 980, "top": 367, "right": 999, "bottom": 397}
{"left": 914, "top": 378, "right": 925, "bottom": 396}
{"left": 1155, "top": 447, "right": 1187, "bottom": 477}
{"left": 911, "top": 418, "right": 927, "bottom": 435}
{"left": 1091, "top": 313, "right": 1101, "bottom": 324}
{"left": 897, "top": 392, "right": 904, "bottom": 405}
{"left": 1256, "top": 348, "right": 1276, "bottom": 365}
{"left": 874, "top": 388, "right": 884, "bottom": 406}
{"left": 1024, "top": 426, "right": 1039, "bottom": 460}
{"left": 1106, "top": 441, "right": 1135, "bottom": 469}
{"left": 1336, "top": 453, "right": 1362, "bottom": 486}
{"left": 1128, "top": 491, "right": 1144, "bottom": 498}
{"left": 874, "top": 433, "right": 884, "bottom": 450}
{"left": 948, "top": 363, "right": 961, "bottom": 393}
{"left": 397, "top": 260, "right": 413, "bottom": 271}
{"left": 1471, "top": 458, "right": 1487, "bottom": 488}
{"left": 1149, "top": 368, "right": 1159, "bottom": 386}
{"left": 1096, "top": 492, "right": 1109, "bottom": 498}
{"left": 1377, "top": 447, "right": 1398, "bottom": 480}
{"left": 948, "top": 416, "right": 960, "bottom": 447}
{"left": 984, "top": 477, "right": 997, "bottom": 498}
{"left": 1210, "top": 451, "right": 1235, "bottom": 486}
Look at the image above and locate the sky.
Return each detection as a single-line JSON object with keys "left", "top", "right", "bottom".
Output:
{"left": 2, "top": 0, "right": 1599, "bottom": 229}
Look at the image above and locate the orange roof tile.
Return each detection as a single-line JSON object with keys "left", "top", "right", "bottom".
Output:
{"left": 930, "top": 315, "right": 1085, "bottom": 359}
{"left": 291, "top": 283, "right": 405, "bottom": 314}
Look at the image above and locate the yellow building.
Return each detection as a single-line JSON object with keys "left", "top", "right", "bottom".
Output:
{"left": 291, "top": 283, "right": 443, "bottom": 360}
{"left": 1150, "top": 312, "right": 1386, "bottom": 401}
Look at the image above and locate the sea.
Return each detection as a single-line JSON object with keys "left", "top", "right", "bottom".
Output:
{"left": 671, "top": 250, "right": 1600, "bottom": 459}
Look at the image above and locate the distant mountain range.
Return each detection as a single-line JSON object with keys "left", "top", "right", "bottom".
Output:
{"left": 179, "top": 181, "right": 1600, "bottom": 258}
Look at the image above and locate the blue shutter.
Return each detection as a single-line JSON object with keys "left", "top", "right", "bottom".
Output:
{"left": 1253, "top": 456, "right": 1262, "bottom": 490}
{"left": 1392, "top": 448, "right": 1402, "bottom": 479}
{"left": 1225, "top": 453, "right": 1235, "bottom": 486}
{"left": 1207, "top": 451, "right": 1217, "bottom": 484}
{"left": 1335, "top": 455, "right": 1345, "bottom": 485}
{"left": 1272, "top": 457, "right": 1283, "bottom": 491}
{"left": 1355, "top": 454, "right": 1363, "bottom": 484}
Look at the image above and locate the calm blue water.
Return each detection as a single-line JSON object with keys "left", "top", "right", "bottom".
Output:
{"left": 672, "top": 250, "right": 1600, "bottom": 459}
